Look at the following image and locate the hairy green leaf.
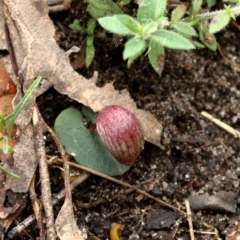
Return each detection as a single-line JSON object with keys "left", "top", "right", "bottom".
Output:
{"left": 192, "top": 0, "right": 202, "bottom": 14}
{"left": 86, "top": 36, "right": 94, "bottom": 46}
{"left": 142, "top": 21, "right": 158, "bottom": 36}
{"left": 54, "top": 108, "right": 130, "bottom": 176}
{"left": 207, "top": 0, "right": 216, "bottom": 8}
{"left": 86, "top": 0, "right": 122, "bottom": 18}
{"left": 69, "top": 20, "right": 86, "bottom": 33}
{"left": 199, "top": 31, "right": 217, "bottom": 51}
{"left": 148, "top": 39, "right": 165, "bottom": 75}
{"left": 171, "top": 4, "right": 187, "bottom": 23}
{"left": 209, "top": 12, "right": 230, "bottom": 33}
{"left": 173, "top": 22, "right": 197, "bottom": 36}
{"left": 98, "top": 15, "right": 140, "bottom": 36}
{"left": 86, "top": 0, "right": 122, "bottom": 14}
{"left": 87, "top": 19, "right": 96, "bottom": 35}
{"left": 191, "top": 40, "right": 205, "bottom": 48}
{"left": 152, "top": 29, "right": 195, "bottom": 50}
{"left": 123, "top": 38, "right": 146, "bottom": 60}
{"left": 86, "top": 44, "right": 95, "bottom": 68}
{"left": 87, "top": 5, "right": 109, "bottom": 18}
{"left": 137, "top": 0, "right": 166, "bottom": 23}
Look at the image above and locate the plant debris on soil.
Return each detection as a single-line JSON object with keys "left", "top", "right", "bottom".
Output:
{"left": 2, "top": 2, "right": 240, "bottom": 240}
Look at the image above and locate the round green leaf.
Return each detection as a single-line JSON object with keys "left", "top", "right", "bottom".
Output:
{"left": 54, "top": 108, "right": 130, "bottom": 176}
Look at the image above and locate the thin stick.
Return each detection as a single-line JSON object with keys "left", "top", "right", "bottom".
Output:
{"left": 49, "top": 4, "right": 68, "bottom": 13}
{"left": 43, "top": 123, "right": 72, "bottom": 203}
{"left": 185, "top": 199, "right": 195, "bottom": 240}
{"left": 63, "top": 161, "right": 186, "bottom": 215}
{"left": 4, "top": 23, "right": 19, "bottom": 77}
{"left": 201, "top": 111, "right": 240, "bottom": 138}
{"left": 33, "top": 108, "right": 56, "bottom": 240}
{"left": 48, "top": 0, "right": 63, "bottom": 5}
{"left": 29, "top": 172, "right": 45, "bottom": 240}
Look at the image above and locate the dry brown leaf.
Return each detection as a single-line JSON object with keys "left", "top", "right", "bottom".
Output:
{"left": 0, "top": 6, "right": 7, "bottom": 50}
{"left": 55, "top": 198, "right": 87, "bottom": 240}
{"left": 0, "top": 59, "right": 17, "bottom": 96}
{"left": 0, "top": 124, "right": 38, "bottom": 218}
{"left": 0, "top": 60, "right": 18, "bottom": 160}
{"left": 3, "top": 0, "right": 162, "bottom": 147}
{"left": 0, "top": 6, "right": 38, "bottom": 234}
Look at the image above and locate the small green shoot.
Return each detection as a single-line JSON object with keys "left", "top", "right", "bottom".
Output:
{"left": 0, "top": 76, "right": 42, "bottom": 179}
{"left": 70, "top": 0, "right": 240, "bottom": 74}
{"left": 0, "top": 165, "right": 20, "bottom": 180}
{"left": 5, "top": 76, "right": 42, "bottom": 132}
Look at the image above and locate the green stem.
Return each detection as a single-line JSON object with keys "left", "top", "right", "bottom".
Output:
{"left": 0, "top": 165, "right": 20, "bottom": 179}
{"left": 197, "top": 6, "right": 240, "bottom": 19}
{"left": 5, "top": 76, "right": 42, "bottom": 132}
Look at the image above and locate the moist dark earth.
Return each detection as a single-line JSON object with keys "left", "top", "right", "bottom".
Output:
{"left": 10, "top": 4, "right": 240, "bottom": 240}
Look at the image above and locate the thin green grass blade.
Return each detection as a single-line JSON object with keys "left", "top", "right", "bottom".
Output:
{"left": 0, "top": 165, "right": 20, "bottom": 179}
{"left": 5, "top": 76, "right": 42, "bottom": 132}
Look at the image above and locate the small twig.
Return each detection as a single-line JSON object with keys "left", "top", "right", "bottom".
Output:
{"left": 7, "top": 172, "right": 90, "bottom": 239}
{"left": 48, "top": 0, "right": 63, "bottom": 6}
{"left": 49, "top": 4, "right": 68, "bottom": 13}
{"left": 33, "top": 107, "right": 56, "bottom": 240}
{"left": 4, "top": 23, "right": 19, "bottom": 77}
{"left": 169, "top": 216, "right": 182, "bottom": 239}
{"left": 201, "top": 111, "right": 240, "bottom": 138}
{"left": 43, "top": 122, "right": 73, "bottom": 206}
{"left": 4, "top": 23, "right": 25, "bottom": 95}
{"left": 29, "top": 172, "right": 45, "bottom": 240}
{"left": 14, "top": 220, "right": 34, "bottom": 240}
{"left": 185, "top": 199, "right": 195, "bottom": 240}
{"left": 60, "top": 161, "right": 186, "bottom": 215}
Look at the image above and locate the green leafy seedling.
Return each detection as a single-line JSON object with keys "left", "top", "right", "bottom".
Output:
{"left": 97, "top": 0, "right": 240, "bottom": 75}
{"left": 98, "top": 0, "right": 195, "bottom": 75}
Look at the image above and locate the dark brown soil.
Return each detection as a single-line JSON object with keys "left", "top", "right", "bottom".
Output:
{"left": 10, "top": 4, "right": 240, "bottom": 240}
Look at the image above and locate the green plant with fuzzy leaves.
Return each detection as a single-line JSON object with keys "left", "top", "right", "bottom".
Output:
{"left": 97, "top": 0, "right": 240, "bottom": 74}
{"left": 0, "top": 76, "right": 42, "bottom": 179}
